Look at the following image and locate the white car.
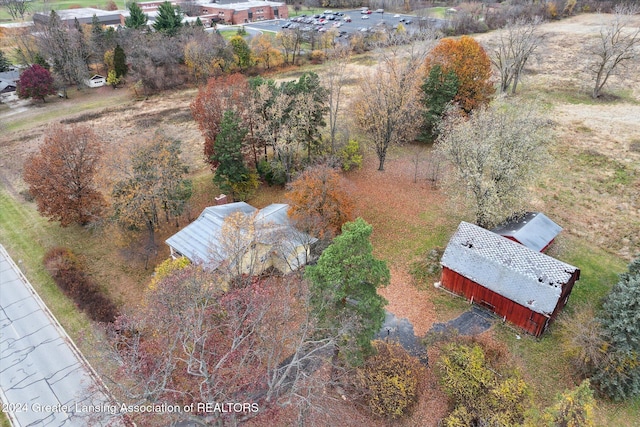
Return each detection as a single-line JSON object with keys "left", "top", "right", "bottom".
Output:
{"left": 393, "top": 14, "right": 400, "bottom": 18}
{"left": 361, "top": 15, "right": 369, "bottom": 19}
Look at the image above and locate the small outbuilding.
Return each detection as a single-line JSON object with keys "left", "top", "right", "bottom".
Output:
{"left": 439, "top": 222, "right": 580, "bottom": 337}
{"left": 84, "top": 75, "right": 106, "bottom": 88}
{"left": 491, "top": 212, "right": 562, "bottom": 253}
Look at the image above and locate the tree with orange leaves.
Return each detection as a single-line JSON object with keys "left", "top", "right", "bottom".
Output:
{"left": 191, "top": 73, "right": 254, "bottom": 168}
{"left": 285, "top": 165, "right": 354, "bottom": 241}
{"left": 424, "top": 36, "right": 494, "bottom": 114}
{"left": 23, "top": 124, "right": 105, "bottom": 226}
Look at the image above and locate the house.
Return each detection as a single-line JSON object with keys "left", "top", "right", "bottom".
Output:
{"left": 84, "top": 74, "right": 106, "bottom": 88}
{"left": 165, "top": 202, "right": 316, "bottom": 275}
{"left": 0, "top": 69, "right": 20, "bottom": 102}
{"left": 492, "top": 212, "right": 562, "bottom": 253}
{"left": 439, "top": 222, "right": 580, "bottom": 337}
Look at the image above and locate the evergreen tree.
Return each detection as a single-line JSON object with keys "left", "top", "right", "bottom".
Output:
{"left": 194, "top": 17, "right": 203, "bottom": 27}
{"left": 211, "top": 110, "right": 250, "bottom": 196}
{"left": 420, "top": 64, "right": 459, "bottom": 142}
{"left": 73, "top": 18, "right": 91, "bottom": 69}
{"left": 0, "top": 50, "right": 11, "bottom": 72}
{"left": 153, "top": 1, "right": 183, "bottom": 36}
{"left": 113, "top": 44, "right": 127, "bottom": 78}
{"left": 33, "top": 53, "right": 50, "bottom": 70}
{"left": 305, "top": 218, "right": 389, "bottom": 365}
{"left": 594, "top": 256, "right": 640, "bottom": 400}
{"left": 125, "top": 2, "right": 148, "bottom": 29}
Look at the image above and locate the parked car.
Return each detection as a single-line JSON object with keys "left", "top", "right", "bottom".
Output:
{"left": 344, "top": 16, "right": 352, "bottom": 22}
{"left": 361, "top": 15, "right": 369, "bottom": 19}
{"left": 375, "top": 9, "right": 384, "bottom": 13}
{"left": 405, "top": 19, "right": 413, "bottom": 24}
{"left": 393, "top": 14, "right": 400, "bottom": 18}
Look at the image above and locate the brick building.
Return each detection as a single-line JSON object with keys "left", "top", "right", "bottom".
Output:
{"left": 198, "top": 0, "right": 288, "bottom": 24}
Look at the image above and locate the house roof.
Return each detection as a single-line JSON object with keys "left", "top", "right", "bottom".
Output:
{"left": 166, "top": 202, "right": 257, "bottom": 265}
{"left": 0, "top": 80, "right": 17, "bottom": 93}
{"left": 441, "top": 222, "right": 579, "bottom": 316}
{"left": 491, "top": 212, "right": 562, "bottom": 252}
{"left": 165, "top": 202, "right": 315, "bottom": 269}
{"left": 0, "top": 69, "right": 20, "bottom": 84}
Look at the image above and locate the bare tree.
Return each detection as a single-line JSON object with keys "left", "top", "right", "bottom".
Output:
{"left": 353, "top": 49, "right": 426, "bottom": 171}
{"left": 590, "top": 5, "right": 640, "bottom": 99}
{"left": 436, "top": 99, "right": 551, "bottom": 229}
{"left": 1, "top": 0, "right": 30, "bottom": 21}
{"left": 490, "top": 16, "right": 544, "bottom": 95}
{"left": 324, "top": 46, "right": 351, "bottom": 154}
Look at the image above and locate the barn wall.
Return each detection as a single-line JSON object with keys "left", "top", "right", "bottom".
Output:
{"left": 441, "top": 267, "right": 549, "bottom": 336}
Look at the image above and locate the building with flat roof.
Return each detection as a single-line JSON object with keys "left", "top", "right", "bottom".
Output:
{"left": 197, "top": 0, "right": 287, "bottom": 24}
{"left": 33, "top": 8, "right": 126, "bottom": 27}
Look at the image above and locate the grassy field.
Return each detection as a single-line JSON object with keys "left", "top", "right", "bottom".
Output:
{"left": 0, "top": 0, "right": 113, "bottom": 22}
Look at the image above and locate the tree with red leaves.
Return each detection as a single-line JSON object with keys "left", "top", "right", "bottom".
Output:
{"left": 285, "top": 165, "right": 354, "bottom": 241}
{"left": 23, "top": 124, "right": 105, "bottom": 226}
{"left": 190, "top": 73, "right": 254, "bottom": 168}
{"left": 17, "top": 64, "right": 56, "bottom": 102}
{"left": 108, "top": 265, "right": 338, "bottom": 425}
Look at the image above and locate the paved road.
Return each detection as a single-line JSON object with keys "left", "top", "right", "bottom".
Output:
{"left": 0, "top": 245, "right": 124, "bottom": 426}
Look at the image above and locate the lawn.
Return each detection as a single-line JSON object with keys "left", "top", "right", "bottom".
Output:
{"left": 0, "top": 0, "right": 112, "bottom": 22}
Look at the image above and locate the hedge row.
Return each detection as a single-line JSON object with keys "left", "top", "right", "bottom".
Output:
{"left": 43, "top": 247, "right": 119, "bottom": 323}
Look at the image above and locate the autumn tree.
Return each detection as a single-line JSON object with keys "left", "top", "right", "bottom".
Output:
{"left": 356, "top": 341, "right": 426, "bottom": 419}
{"left": 354, "top": 51, "right": 425, "bottom": 171}
{"left": 108, "top": 265, "right": 336, "bottom": 425}
{"left": 539, "top": 380, "right": 596, "bottom": 427}
{"left": 153, "top": 1, "right": 183, "bottom": 36}
{"left": 250, "top": 34, "right": 283, "bottom": 70}
{"left": 436, "top": 99, "right": 551, "bottom": 229}
{"left": 438, "top": 342, "right": 531, "bottom": 427}
{"left": 23, "top": 124, "right": 105, "bottom": 226}
{"left": 491, "top": 17, "right": 544, "bottom": 95}
{"left": 305, "top": 218, "right": 390, "bottom": 366}
{"left": 250, "top": 73, "right": 328, "bottom": 180}
{"left": 276, "top": 29, "right": 303, "bottom": 65}
{"left": 16, "top": 64, "right": 56, "bottom": 102}
{"left": 125, "top": 2, "right": 148, "bottom": 29}
{"left": 230, "top": 35, "right": 253, "bottom": 71}
{"left": 111, "top": 132, "right": 192, "bottom": 249}
{"left": 424, "top": 35, "right": 494, "bottom": 113}
{"left": 285, "top": 165, "right": 354, "bottom": 241}
{"left": 191, "top": 73, "right": 253, "bottom": 167}
{"left": 589, "top": 5, "right": 640, "bottom": 99}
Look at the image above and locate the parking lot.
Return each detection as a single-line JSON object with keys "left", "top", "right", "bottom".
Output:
{"left": 242, "top": 9, "right": 444, "bottom": 37}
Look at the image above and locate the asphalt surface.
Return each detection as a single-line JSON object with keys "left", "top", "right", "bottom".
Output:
{"left": 242, "top": 9, "right": 444, "bottom": 37}
{"left": 0, "top": 245, "right": 123, "bottom": 426}
{"left": 430, "top": 305, "right": 495, "bottom": 336}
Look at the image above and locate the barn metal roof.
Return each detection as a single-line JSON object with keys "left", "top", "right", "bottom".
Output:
{"left": 165, "top": 202, "right": 257, "bottom": 266}
{"left": 165, "top": 202, "right": 315, "bottom": 269}
{"left": 491, "top": 212, "right": 562, "bottom": 252}
{"left": 441, "top": 222, "right": 579, "bottom": 316}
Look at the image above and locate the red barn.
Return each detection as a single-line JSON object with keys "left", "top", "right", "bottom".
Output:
{"left": 440, "top": 222, "right": 580, "bottom": 337}
{"left": 491, "top": 212, "right": 562, "bottom": 253}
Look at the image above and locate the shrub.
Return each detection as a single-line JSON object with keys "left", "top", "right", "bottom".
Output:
{"left": 257, "top": 159, "right": 287, "bottom": 186}
{"left": 339, "top": 139, "right": 363, "bottom": 172}
{"left": 229, "top": 171, "right": 259, "bottom": 201}
{"left": 310, "top": 50, "right": 326, "bottom": 64}
{"left": 149, "top": 256, "right": 190, "bottom": 290}
{"left": 43, "top": 247, "right": 119, "bottom": 323}
{"left": 410, "top": 247, "right": 444, "bottom": 287}
{"left": 356, "top": 341, "right": 425, "bottom": 419}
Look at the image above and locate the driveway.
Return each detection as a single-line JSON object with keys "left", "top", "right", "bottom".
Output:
{"left": 429, "top": 305, "right": 495, "bottom": 336}
{"left": 0, "top": 245, "right": 124, "bottom": 426}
